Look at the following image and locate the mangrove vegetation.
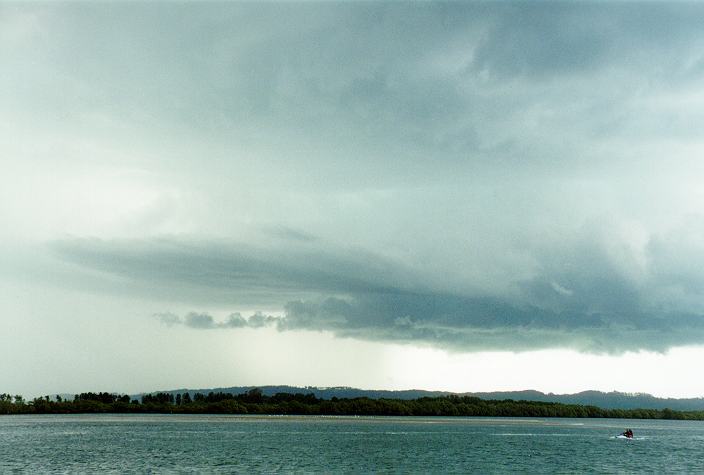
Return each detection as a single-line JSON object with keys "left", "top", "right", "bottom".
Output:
{"left": 1, "top": 390, "right": 702, "bottom": 420}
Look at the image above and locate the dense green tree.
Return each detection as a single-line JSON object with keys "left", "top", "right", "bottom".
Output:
{"left": 2, "top": 389, "right": 704, "bottom": 419}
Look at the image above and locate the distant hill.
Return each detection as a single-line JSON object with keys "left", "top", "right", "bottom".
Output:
{"left": 136, "top": 386, "right": 452, "bottom": 402}
{"left": 136, "top": 386, "right": 704, "bottom": 411}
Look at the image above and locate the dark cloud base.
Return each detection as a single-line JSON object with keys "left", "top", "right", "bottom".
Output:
{"left": 55, "top": 236, "right": 704, "bottom": 354}
{"left": 159, "top": 293, "right": 704, "bottom": 354}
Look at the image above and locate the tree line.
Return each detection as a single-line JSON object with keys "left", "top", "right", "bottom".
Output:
{"left": 0, "top": 390, "right": 702, "bottom": 420}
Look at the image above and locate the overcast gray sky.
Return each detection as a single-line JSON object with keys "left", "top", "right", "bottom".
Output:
{"left": 3, "top": 2, "right": 704, "bottom": 397}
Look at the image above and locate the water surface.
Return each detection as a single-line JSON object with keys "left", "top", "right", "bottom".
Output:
{"left": 1, "top": 415, "right": 702, "bottom": 472}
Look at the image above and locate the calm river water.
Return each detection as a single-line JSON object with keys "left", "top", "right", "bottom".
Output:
{"left": 1, "top": 414, "right": 703, "bottom": 472}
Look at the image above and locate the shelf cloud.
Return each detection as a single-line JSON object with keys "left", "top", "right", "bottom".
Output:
{"left": 55, "top": 230, "right": 704, "bottom": 353}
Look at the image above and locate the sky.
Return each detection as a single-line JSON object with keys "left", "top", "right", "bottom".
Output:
{"left": 3, "top": 2, "right": 704, "bottom": 398}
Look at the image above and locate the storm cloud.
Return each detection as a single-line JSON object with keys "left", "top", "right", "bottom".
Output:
{"left": 4, "top": 0, "right": 704, "bottom": 397}
{"left": 54, "top": 226, "right": 704, "bottom": 353}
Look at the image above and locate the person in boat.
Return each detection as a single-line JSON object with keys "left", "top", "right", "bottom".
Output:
{"left": 622, "top": 429, "right": 633, "bottom": 438}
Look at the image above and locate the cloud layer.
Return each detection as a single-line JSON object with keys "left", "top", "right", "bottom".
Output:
{"left": 57, "top": 227, "right": 704, "bottom": 353}
{"left": 6, "top": 2, "right": 704, "bottom": 359}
